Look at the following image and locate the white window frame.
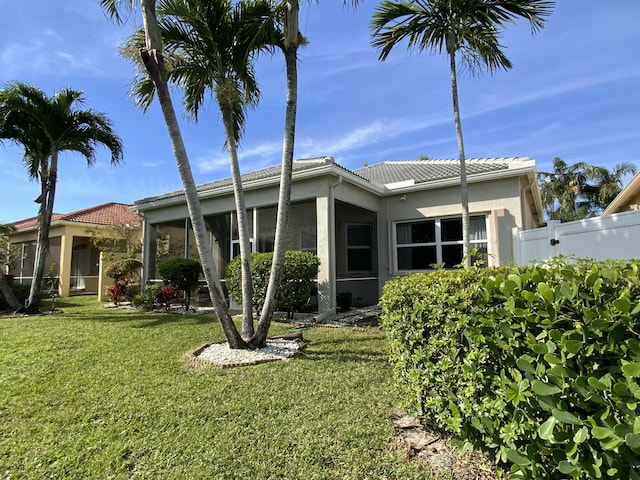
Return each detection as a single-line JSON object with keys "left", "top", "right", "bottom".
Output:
{"left": 230, "top": 209, "right": 257, "bottom": 259}
{"left": 392, "top": 214, "right": 488, "bottom": 273}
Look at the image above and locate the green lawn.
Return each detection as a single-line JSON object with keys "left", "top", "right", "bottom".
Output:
{"left": 0, "top": 297, "right": 431, "bottom": 479}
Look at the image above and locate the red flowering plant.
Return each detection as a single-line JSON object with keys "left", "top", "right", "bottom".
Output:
{"left": 106, "top": 278, "right": 128, "bottom": 305}
{"left": 104, "top": 258, "right": 142, "bottom": 305}
{"left": 155, "top": 286, "right": 179, "bottom": 310}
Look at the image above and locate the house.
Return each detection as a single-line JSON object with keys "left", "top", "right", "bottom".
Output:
{"left": 132, "top": 156, "right": 543, "bottom": 316}
{"left": 603, "top": 171, "right": 640, "bottom": 215}
{"left": 7, "top": 202, "right": 141, "bottom": 300}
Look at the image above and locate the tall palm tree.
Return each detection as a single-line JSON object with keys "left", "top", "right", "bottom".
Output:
{"left": 252, "top": 0, "right": 360, "bottom": 347}
{"left": 131, "top": 0, "right": 281, "bottom": 340}
{"left": 371, "top": 0, "right": 554, "bottom": 266}
{"left": 250, "top": 0, "right": 302, "bottom": 346}
{"left": 100, "top": 0, "right": 249, "bottom": 348}
{"left": 0, "top": 83, "right": 124, "bottom": 311}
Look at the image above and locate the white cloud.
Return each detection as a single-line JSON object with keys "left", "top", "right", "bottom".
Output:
{"left": 196, "top": 152, "right": 229, "bottom": 175}
{"left": 195, "top": 140, "right": 286, "bottom": 175}
{"left": 467, "top": 67, "right": 640, "bottom": 119}
{"left": 141, "top": 160, "right": 165, "bottom": 168}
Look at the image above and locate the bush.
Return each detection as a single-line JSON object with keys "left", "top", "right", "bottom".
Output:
{"left": 132, "top": 284, "right": 163, "bottom": 311}
{"left": 157, "top": 258, "right": 201, "bottom": 310}
{"left": 156, "top": 286, "right": 179, "bottom": 310}
{"left": 126, "top": 283, "right": 140, "bottom": 301}
{"left": 104, "top": 258, "right": 142, "bottom": 280}
{"left": 226, "top": 250, "right": 320, "bottom": 317}
{"left": 105, "top": 258, "right": 142, "bottom": 305}
{"left": 380, "top": 258, "right": 640, "bottom": 479}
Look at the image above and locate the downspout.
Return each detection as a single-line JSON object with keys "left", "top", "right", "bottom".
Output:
{"left": 521, "top": 175, "right": 542, "bottom": 228}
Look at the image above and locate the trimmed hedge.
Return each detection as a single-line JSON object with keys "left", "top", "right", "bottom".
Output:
{"left": 226, "top": 250, "right": 320, "bottom": 317}
{"left": 380, "top": 258, "right": 640, "bottom": 479}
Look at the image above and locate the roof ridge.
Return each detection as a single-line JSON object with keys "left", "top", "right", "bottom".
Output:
{"left": 60, "top": 201, "right": 123, "bottom": 220}
{"left": 379, "top": 157, "right": 527, "bottom": 164}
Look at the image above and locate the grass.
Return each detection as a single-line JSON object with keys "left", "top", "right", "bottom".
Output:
{"left": 0, "top": 297, "right": 432, "bottom": 479}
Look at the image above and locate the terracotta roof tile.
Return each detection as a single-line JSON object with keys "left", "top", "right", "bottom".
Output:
{"left": 11, "top": 202, "right": 140, "bottom": 231}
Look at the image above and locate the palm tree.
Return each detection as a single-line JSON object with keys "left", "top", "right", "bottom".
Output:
{"left": 100, "top": 0, "right": 249, "bottom": 348}
{"left": 0, "top": 83, "right": 123, "bottom": 312}
{"left": 371, "top": 0, "right": 554, "bottom": 266}
{"left": 250, "top": 0, "right": 302, "bottom": 346}
{"left": 252, "top": 0, "right": 360, "bottom": 347}
{"left": 588, "top": 162, "right": 637, "bottom": 212}
{"left": 539, "top": 157, "right": 585, "bottom": 221}
{"left": 133, "top": 0, "right": 281, "bottom": 340}
{"left": 0, "top": 224, "right": 22, "bottom": 312}
{"left": 539, "top": 158, "right": 637, "bottom": 221}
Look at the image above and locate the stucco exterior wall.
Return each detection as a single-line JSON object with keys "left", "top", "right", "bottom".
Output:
{"left": 383, "top": 177, "right": 523, "bottom": 224}
{"left": 133, "top": 167, "right": 539, "bottom": 316}
{"left": 8, "top": 222, "right": 140, "bottom": 300}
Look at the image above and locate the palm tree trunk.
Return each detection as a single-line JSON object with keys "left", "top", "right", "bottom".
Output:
{"left": 252, "top": 0, "right": 299, "bottom": 348}
{"left": 0, "top": 273, "right": 22, "bottom": 312}
{"left": 139, "top": 0, "right": 247, "bottom": 348}
{"left": 449, "top": 52, "right": 470, "bottom": 267}
{"left": 219, "top": 101, "right": 254, "bottom": 339}
{"left": 27, "top": 161, "right": 57, "bottom": 312}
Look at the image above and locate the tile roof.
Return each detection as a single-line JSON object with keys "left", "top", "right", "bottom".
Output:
{"left": 354, "top": 158, "right": 529, "bottom": 186}
{"left": 132, "top": 156, "right": 535, "bottom": 209}
{"left": 11, "top": 202, "right": 141, "bottom": 231}
{"left": 134, "top": 157, "right": 336, "bottom": 206}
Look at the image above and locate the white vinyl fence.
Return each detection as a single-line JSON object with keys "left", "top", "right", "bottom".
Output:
{"left": 512, "top": 210, "right": 640, "bottom": 265}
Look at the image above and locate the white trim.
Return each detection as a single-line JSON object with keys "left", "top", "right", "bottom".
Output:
{"left": 392, "top": 214, "right": 489, "bottom": 273}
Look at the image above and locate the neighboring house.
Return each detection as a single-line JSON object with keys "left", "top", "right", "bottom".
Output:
{"left": 133, "top": 156, "right": 543, "bottom": 316}
{"left": 7, "top": 202, "right": 141, "bottom": 300}
{"left": 603, "top": 171, "right": 640, "bottom": 215}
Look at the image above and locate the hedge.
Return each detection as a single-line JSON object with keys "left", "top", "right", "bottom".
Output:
{"left": 380, "top": 258, "right": 640, "bottom": 479}
{"left": 226, "top": 250, "right": 319, "bottom": 317}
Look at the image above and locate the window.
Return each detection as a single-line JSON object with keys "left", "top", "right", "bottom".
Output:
{"left": 230, "top": 209, "right": 255, "bottom": 258}
{"left": 346, "top": 223, "right": 373, "bottom": 272}
{"left": 394, "top": 215, "right": 488, "bottom": 271}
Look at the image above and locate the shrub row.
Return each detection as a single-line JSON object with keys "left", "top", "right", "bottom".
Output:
{"left": 380, "top": 258, "right": 640, "bottom": 479}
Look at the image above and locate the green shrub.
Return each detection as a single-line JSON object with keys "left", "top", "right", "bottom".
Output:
{"left": 125, "top": 283, "right": 140, "bottom": 301}
{"left": 105, "top": 258, "right": 142, "bottom": 305}
{"left": 226, "top": 250, "right": 320, "bottom": 317}
{"left": 157, "top": 258, "right": 201, "bottom": 310}
{"left": 132, "top": 284, "right": 163, "bottom": 311}
{"left": 380, "top": 258, "right": 640, "bottom": 479}
{"left": 104, "top": 258, "right": 142, "bottom": 280}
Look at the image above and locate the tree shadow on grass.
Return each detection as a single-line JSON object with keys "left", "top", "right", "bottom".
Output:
{"left": 301, "top": 335, "right": 389, "bottom": 364}
{"left": 131, "top": 313, "right": 218, "bottom": 328}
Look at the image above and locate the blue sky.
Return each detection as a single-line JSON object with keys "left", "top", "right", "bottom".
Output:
{"left": 1, "top": 1, "right": 639, "bottom": 223}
